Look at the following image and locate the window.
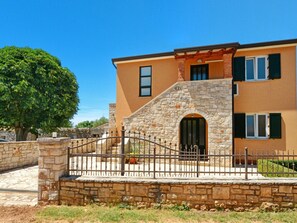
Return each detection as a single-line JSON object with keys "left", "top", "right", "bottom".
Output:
{"left": 245, "top": 56, "right": 268, "bottom": 81}
{"left": 191, "top": 64, "right": 209, "bottom": 81}
{"left": 139, "top": 66, "right": 152, "bottom": 97}
{"left": 233, "top": 54, "right": 281, "bottom": 81}
{"left": 246, "top": 114, "right": 268, "bottom": 138}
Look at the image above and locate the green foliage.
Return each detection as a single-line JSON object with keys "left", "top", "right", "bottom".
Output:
{"left": 75, "top": 117, "right": 108, "bottom": 128}
{"left": 257, "top": 159, "right": 297, "bottom": 177}
{"left": 0, "top": 46, "right": 79, "bottom": 140}
{"left": 169, "top": 203, "right": 190, "bottom": 211}
{"left": 93, "top": 116, "right": 108, "bottom": 127}
{"left": 75, "top": 120, "right": 94, "bottom": 128}
{"left": 271, "top": 160, "right": 297, "bottom": 171}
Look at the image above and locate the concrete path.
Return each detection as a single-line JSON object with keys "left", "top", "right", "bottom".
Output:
{"left": 0, "top": 166, "right": 38, "bottom": 206}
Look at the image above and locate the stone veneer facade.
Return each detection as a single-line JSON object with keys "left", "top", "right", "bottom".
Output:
{"left": 59, "top": 178, "right": 297, "bottom": 210}
{"left": 0, "top": 141, "right": 39, "bottom": 172}
{"left": 124, "top": 78, "right": 233, "bottom": 157}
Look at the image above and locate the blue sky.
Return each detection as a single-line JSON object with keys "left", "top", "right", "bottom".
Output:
{"left": 1, "top": 0, "right": 296, "bottom": 125}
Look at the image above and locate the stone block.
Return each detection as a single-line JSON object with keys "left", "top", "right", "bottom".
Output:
{"left": 113, "top": 183, "right": 125, "bottom": 191}
{"left": 171, "top": 186, "right": 183, "bottom": 193}
{"left": 184, "top": 185, "right": 196, "bottom": 194}
{"left": 242, "top": 190, "right": 255, "bottom": 195}
{"left": 247, "top": 195, "right": 258, "bottom": 203}
{"left": 231, "top": 189, "right": 242, "bottom": 194}
{"left": 64, "top": 181, "right": 76, "bottom": 187}
{"left": 213, "top": 187, "right": 230, "bottom": 200}
{"left": 167, "top": 193, "right": 177, "bottom": 200}
{"left": 261, "top": 187, "right": 272, "bottom": 197}
{"left": 279, "top": 186, "right": 292, "bottom": 194}
{"left": 131, "top": 185, "right": 147, "bottom": 196}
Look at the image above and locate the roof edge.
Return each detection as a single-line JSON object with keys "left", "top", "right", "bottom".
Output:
{"left": 112, "top": 38, "right": 297, "bottom": 64}
{"left": 174, "top": 42, "right": 240, "bottom": 53}
{"left": 112, "top": 51, "right": 174, "bottom": 63}
{"left": 238, "top": 38, "right": 297, "bottom": 49}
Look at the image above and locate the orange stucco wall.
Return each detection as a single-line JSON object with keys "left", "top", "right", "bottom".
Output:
{"left": 115, "top": 45, "right": 297, "bottom": 153}
{"left": 234, "top": 46, "right": 297, "bottom": 153}
{"left": 115, "top": 58, "right": 177, "bottom": 132}
{"left": 115, "top": 58, "right": 225, "bottom": 133}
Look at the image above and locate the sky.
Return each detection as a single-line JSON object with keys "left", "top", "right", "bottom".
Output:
{"left": 0, "top": 0, "right": 296, "bottom": 125}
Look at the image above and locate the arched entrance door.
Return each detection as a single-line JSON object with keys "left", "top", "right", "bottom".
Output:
{"left": 180, "top": 117, "right": 206, "bottom": 159}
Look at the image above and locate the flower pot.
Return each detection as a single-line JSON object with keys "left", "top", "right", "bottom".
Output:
{"left": 129, "top": 157, "right": 137, "bottom": 164}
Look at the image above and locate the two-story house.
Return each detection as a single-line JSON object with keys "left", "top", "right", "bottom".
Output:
{"left": 111, "top": 39, "right": 297, "bottom": 157}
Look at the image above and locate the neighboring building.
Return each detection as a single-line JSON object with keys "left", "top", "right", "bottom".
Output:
{"left": 111, "top": 39, "right": 297, "bottom": 156}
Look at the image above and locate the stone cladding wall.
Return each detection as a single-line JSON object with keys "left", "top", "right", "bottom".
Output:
{"left": 59, "top": 178, "right": 297, "bottom": 210}
{"left": 38, "top": 137, "right": 70, "bottom": 205}
{"left": 109, "top": 103, "right": 116, "bottom": 129}
{"left": 0, "top": 141, "right": 39, "bottom": 172}
{"left": 124, "top": 79, "right": 233, "bottom": 158}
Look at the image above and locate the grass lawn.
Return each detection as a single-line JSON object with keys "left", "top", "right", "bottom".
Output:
{"left": 36, "top": 205, "right": 297, "bottom": 223}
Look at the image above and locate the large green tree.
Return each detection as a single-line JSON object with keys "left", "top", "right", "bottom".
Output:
{"left": 75, "top": 117, "right": 108, "bottom": 128}
{"left": 0, "top": 46, "right": 79, "bottom": 141}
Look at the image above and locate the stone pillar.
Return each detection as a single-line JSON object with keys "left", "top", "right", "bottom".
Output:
{"left": 177, "top": 58, "right": 185, "bottom": 81}
{"left": 38, "top": 137, "right": 70, "bottom": 205}
{"left": 223, "top": 54, "right": 233, "bottom": 78}
{"left": 109, "top": 103, "right": 116, "bottom": 129}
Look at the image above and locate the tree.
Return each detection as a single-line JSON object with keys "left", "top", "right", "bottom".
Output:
{"left": 75, "top": 120, "right": 93, "bottom": 128}
{"left": 0, "top": 46, "right": 79, "bottom": 141}
{"left": 92, "top": 117, "right": 108, "bottom": 127}
{"left": 75, "top": 117, "right": 108, "bottom": 128}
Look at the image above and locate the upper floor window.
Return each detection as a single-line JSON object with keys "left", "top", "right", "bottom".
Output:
{"left": 139, "top": 66, "right": 152, "bottom": 97}
{"left": 191, "top": 64, "right": 209, "bottom": 81}
{"left": 246, "top": 56, "right": 268, "bottom": 81}
{"left": 233, "top": 53, "right": 281, "bottom": 81}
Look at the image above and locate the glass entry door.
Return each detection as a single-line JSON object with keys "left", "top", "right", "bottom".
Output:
{"left": 191, "top": 64, "right": 209, "bottom": 80}
{"left": 180, "top": 118, "right": 206, "bottom": 160}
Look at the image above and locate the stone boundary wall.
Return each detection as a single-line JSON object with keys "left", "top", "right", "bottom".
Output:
{"left": 0, "top": 141, "right": 39, "bottom": 172}
{"left": 59, "top": 178, "right": 297, "bottom": 210}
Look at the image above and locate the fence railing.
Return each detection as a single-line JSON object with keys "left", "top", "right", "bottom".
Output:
{"left": 67, "top": 128, "right": 297, "bottom": 180}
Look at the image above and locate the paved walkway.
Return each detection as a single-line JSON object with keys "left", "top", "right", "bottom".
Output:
{"left": 0, "top": 166, "right": 38, "bottom": 206}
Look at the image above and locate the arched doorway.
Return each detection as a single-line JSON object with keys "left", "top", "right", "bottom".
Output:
{"left": 180, "top": 114, "right": 207, "bottom": 159}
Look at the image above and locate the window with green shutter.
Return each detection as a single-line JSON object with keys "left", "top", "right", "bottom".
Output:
{"left": 233, "top": 57, "right": 245, "bottom": 81}
{"left": 270, "top": 113, "right": 282, "bottom": 138}
{"left": 234, "top": 113, "right": 246, "bottom": 138}
{"left": 268, "top": 54, "right": 281, "bottom": 79}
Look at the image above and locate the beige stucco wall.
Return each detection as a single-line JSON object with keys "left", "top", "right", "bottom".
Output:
{"left": 234, "top": 46, "right": 297, "bottom": 153}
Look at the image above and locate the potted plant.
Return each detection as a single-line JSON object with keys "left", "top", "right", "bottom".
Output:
{"left": 127, "top": 145, "right": 139, "bottom": 164}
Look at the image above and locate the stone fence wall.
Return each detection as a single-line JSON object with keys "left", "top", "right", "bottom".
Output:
{"left": 59, "top": 178, "right": 297, "bottom": 210}
{"left": 36, "top": 137, "right": 297, "bottom": 210}
{"left": 0, "top": 137, "right": 101, "bottom": 173}
{"left": 0, "top": 141, "right": 39, "bottom": 172}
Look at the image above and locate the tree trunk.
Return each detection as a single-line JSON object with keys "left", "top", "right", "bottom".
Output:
{"left": 15, "top": 127, "right": 30, "bottom": 141}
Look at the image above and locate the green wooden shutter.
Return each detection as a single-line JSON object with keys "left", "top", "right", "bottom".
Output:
{"left": 268, "top": 54, "right": 281, "bottom": 79}
{"left": 233, "top": 57, "right": 245, "bottom": 81}
{"left": 270, "top": 113, "right": 281, "bottom": 139}
{"left": 234, "top": 113, "right": 246, "bottom": 138}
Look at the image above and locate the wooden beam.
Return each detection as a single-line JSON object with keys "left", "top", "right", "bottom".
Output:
{"left": 175, "top": 48, "right": 236, "bottom": 60}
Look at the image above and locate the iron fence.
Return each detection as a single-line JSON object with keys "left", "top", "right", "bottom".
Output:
{"left": 67, "top": 128, "right": 297, "bottom": 180}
